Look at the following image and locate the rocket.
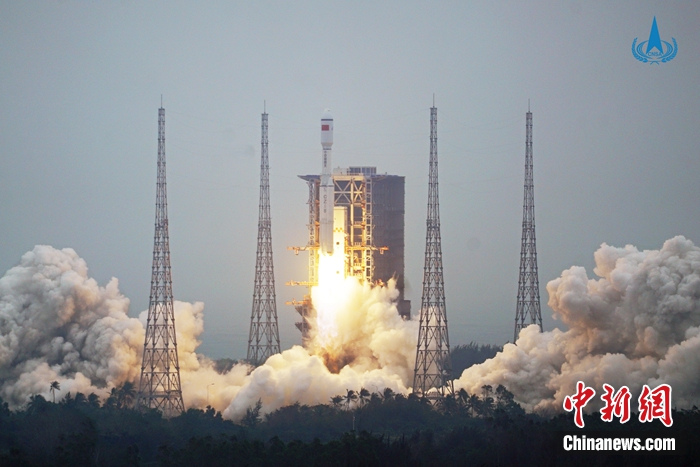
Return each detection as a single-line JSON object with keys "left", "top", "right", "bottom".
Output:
{"left": 319, "top": 110, "right": 334, "bottom": 255}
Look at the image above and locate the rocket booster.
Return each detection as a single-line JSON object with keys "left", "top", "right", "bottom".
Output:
{"left": 319, "top": 110, "right": 334, "bottom": 255}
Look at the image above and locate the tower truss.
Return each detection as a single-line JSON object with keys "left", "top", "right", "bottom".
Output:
{"left": 247, "top": 108, "right": 281, "bottom": 365}
{"left": 136, "top": 104, "right": 185, "bottom": 417}
{"left": 413, "top": 103, "right": 454, "bottom": 399}
{"left": 514, "top": 105, "right": 543, "bottom": 341}
{"left": 289, "top": 168, "right": 409, "bottom": 342}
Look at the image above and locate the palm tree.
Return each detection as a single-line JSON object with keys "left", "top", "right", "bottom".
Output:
{"left": 456, "top": 388, "right": 470, "bottom": 415}
{"left": 468, "top": 394, "right": 480, "bottom": 417}
{"left": 87, "top": 393, "right": 101, "bottom": 409}
{"left": 104, "top": 387, "right": 118, "bottom": 409}
{"left": 480, "top": 385, "right": 494, "bottom": 416}
{"left": 49, "top": 381, "right": 60, "bottom": 403}
{"left": 438, "top": 394, "right": 458, "bottom": 414}
{"left": 117, "top": 382, "right": 136, "bottom": 409}
{"left": 242, "top": 399, "right": 262, "bottom": 428}
{"left": 73, "top": 392, "right": 87, "bottom": 406}
{"left": 382, "top": 387, "right": 395, "bottom": 402}
{"left": 457, "top": 388, "right": 468, "bottom": 405}
{"left": 344, "top": 389, "right": 358, "bottom": 411}
{"left": 27, "top": 394, "right": 48, "bottom": 414}
{"left": 358, "top": 388, "right": 370, "bottom": 408}
{"left": 495, "top": 384, "right": 512, "bottom": 407}
{"left": 330, "top": 395, "right": 344, "bottom": 410}
{"left": 61, "top": 392, "right": 73, "bottom": 405}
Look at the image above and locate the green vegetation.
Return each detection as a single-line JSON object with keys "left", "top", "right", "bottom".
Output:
{"left": 0, "top": 346, "right": 694, "bottom": 465}
{"left": 0, "top": 384, "right": 697, "bottom": 466}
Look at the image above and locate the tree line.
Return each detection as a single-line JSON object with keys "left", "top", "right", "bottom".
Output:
{"left": 1, "top": 343, "right": 696, "bottom": 466}
{"left": 1, "top": 380, "right": 697, "bottom": 466}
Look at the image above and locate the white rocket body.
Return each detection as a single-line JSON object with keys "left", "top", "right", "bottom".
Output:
{"left": 319, "top": 110, "right": 334, "bottom": 256}
{"left": 330, "top": 206, "right": 347, "bottom": 277}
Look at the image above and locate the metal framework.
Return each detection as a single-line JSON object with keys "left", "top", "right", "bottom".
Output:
{"left": 247, "top": 109, "right": 281, "bottom": 364}
{"left": 333, "top": 172, "right": 375, "bottom": 281}
{"left": 413, "top": 103, "right": 454, "bottom": 399}
{"left": 136, "top": 105, "right": 185, "bottom": 417}
{"left": 514, "top": 105, "right": 543, "bottom": 341}
{"left": 288, "top": 181, "right": 318, "bottom": 341}
{"left": 290, "top": 171, "right": 377, "bottom": 339}
{"left": 307, "top": 180, "right": 318, "bottom": 289}
{"left": 289, "top": 167, "right": 408, "bottom": 341}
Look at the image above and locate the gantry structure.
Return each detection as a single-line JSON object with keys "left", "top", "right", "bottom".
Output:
{"left": 247, "top": 108, "right": 281, "bottom": 365}
{"left": 136, "top": 104, "right": 185, "bottom": 417}
{"left": 289, "top": 167, "right": 410, "bottom": 343}
{"left": 514, "top": 104, "right": 543, "bottom": 341}
{"left": 413, "top": 102, "right": 454, "bottom": 400}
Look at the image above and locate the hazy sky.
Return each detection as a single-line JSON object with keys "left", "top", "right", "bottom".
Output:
{"left": 2, "top": 2, "right": 699, "bottom": 359}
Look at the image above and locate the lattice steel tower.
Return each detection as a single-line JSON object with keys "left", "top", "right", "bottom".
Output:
{"left": 247, "top": 107, "right": 280, "bottom": 365}
{"left": 413, "top": 102, "right": 454, "bottom": 399}
{"left": 136, "top": 104, "right": 185, "bottom": 417}
{"left": 514, "top": 104, "right": 543, "bottom": 341}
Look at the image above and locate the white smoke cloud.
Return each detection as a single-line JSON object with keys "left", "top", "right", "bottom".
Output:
{"left": 223, "top": 277, "right": 417, "bottom": 420}
{"left": 7, "top": 237, "right": 699, "bottom": 420}
{"left": 0, "top": 245, "right": 417, "bottom": 419}
{"left": 0, "top": 246, "right": 143, "bottom": 406}
{"left": 138, "top": 302, "right": 251, "bottom": 413}
{"left": 0, "top": 245, "right": 250, "bottom": 412}
{"left": 455, "top": 236, "right": 700, "bottom": 413}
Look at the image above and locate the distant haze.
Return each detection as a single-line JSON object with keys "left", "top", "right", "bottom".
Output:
{"left": 1, "top": 2, "right": 699, "bottom": 359}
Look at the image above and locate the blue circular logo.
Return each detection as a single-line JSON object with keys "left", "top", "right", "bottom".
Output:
{"left": 632, "top": 17, "right": 677, "bottom": 64}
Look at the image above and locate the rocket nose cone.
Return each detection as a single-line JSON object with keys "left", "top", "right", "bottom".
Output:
{"left": 322, "top": 109, "right": 333, "bottom": 121}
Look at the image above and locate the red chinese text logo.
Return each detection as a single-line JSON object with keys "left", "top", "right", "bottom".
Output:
{"left": 638, "top": 383, "right": 673, "bottom": 427}
{"left": 563, "top": 381, "right": 596, "bottom": 428}
{"left": 600, "top": 384, "right": 631, "bottom": 423}
{"left": 563, "top": 381, "right": 673, "bottom": 428}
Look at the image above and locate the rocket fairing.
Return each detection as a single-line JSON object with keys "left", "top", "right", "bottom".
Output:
{"left": 319, "top": 110, "right": 334, "bottom": 256}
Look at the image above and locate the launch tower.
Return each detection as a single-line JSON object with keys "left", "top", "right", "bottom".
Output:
{"left": 247, "top": 108, "right": 281, "bottom": 365}
{"left": 514, "top": 105, "right": 543, "bottom": 340}
{"left": 289, "top": 112, "right": 410, "bottom": 342}
{"left": 292, "top": 168, "right": 409, "bottom": 340}
{"left": 413, "top": 102, "right": 454, "bottom": 400}
{"left": 136, "top": 104, "right": 185, "bottom": 417}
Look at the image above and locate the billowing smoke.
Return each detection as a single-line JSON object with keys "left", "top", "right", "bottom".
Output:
{"left": 0, "top": 245, "right": 248, "bottom": 412}
{"left": 0, "top": 246, "right": 143, "bottom": 406}
{"left": 15, "top": 236, "right": 695, "bottom": 420}
{"left": 455, "top": 235, "right": 700, "bottom": 413}
{"left": 309, "top": 264, "right": 416, "bottom": 381}
{"left": 222, "top": 275, "right": 417, "bottom": 420}
{"left": 0, "top": 245, "right": 417, "bottom": 419}
{"left": 137, "top": 302, "right": 251, "bottom": 413}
